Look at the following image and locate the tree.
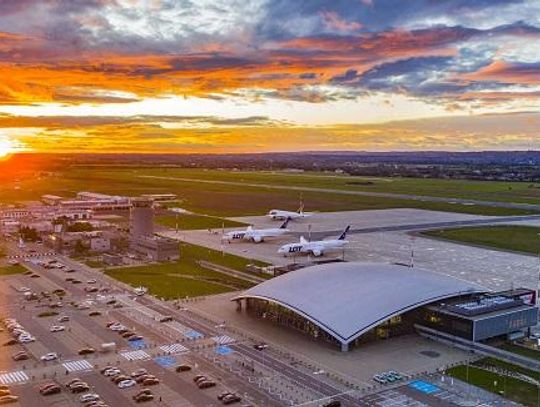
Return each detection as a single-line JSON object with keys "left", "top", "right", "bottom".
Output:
{"left": 20, "top": 226, "right": 39, "bottom": 242}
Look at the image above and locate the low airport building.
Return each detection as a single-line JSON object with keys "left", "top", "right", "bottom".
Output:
{"left": 132, "top": 235, "right": 179, "bottom": 262}
{"left": 232, "top": 262, "right": 538, "bottom": 352}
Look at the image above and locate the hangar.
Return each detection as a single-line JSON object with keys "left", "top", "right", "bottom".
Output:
{"left": 232, "top": 262, "right": 537, "bottom": 351}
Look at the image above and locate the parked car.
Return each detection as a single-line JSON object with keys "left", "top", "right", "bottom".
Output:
{"left": 130, "top": 368, "right": 148, "bottom": 378}
{"left": 134, "top": 393, "right": 154, "bottom": 403}
{"left": 175, "top": 364, "right": 192, "bottom": 372}
{"left": 40, "top": 385, "right": 61, "bottom": 396}
{"left": 12, "top": 352, "right": 29, "bottom": 361}
{"left": 78, "top": 348, "right": 95, "bottom": 355}
{"left": 0, "top": 395, "right": 18, "bottom": 404}
{"left": 79, "top": 393, "right": 100, "bottom": 403}
{"left": 50, "top": 325, "right": 65, "bottom": 332}
{"left": 197, "top": 380, "right": 216, "bottom": 389}
{"left": 117, "top": 379, "right": 136, "bottom": 389}
{"left": 222, "top": 394, "right": 241, "bottom": 405}
{"left": 40, "top": 352, "right": 58, "bottom": 362}
{"left": 141, "top": 378, "right": 159, "bottom": 386}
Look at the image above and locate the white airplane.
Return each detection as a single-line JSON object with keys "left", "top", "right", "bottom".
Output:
{"left": 267, "top": 203, "right": 313, "bottom": 220}
{"left": 277, "top": 226, "right": 350, "bottom": 257}
{"left": 222, "top": 218, "right": 291, "bottom": 243}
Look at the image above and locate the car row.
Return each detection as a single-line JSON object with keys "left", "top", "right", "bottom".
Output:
{"left": 193, "top": 375, "right": 216, "bottom": 389}
{"left": 2, "top": 317, "right": 35, "bottom": 344}
{"left": 372, "top": 371, "right": 403, "bottom": 384}
{"left": 106, "top": 321, "right": 143, "bottom": 342}
{"left": 100, "top": 365, "right": 160, "bottom": 389}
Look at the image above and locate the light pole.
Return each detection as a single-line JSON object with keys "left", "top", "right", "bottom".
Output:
{"left": 313, "top": 369, "right": 325, "bottom": 396}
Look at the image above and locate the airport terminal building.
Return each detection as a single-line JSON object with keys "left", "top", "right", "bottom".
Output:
{"left": 232, "top": 262, "right": 538, "bottom": 352}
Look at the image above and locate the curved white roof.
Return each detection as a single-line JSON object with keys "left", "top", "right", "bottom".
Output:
{"left": 233, "top": 262, "right": 485, "bottom": 345}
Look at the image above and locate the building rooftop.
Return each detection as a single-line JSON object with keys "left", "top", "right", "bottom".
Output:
{"left": 233, "top": 262, "right": 485, "bottom": 345}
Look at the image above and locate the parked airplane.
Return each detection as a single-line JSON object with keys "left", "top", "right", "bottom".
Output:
{"left": 267, "top": 203, "right": 312, "bottom": 220}
{"left": 277, "top": 226, "right": 350, "bottom": 257}
{"left": 222, "top": 218, "right": 291, "bottom": 243}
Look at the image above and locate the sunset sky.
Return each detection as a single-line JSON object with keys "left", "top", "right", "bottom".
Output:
{"left": 0, "top": 0, "right": 539, "bottom": 154}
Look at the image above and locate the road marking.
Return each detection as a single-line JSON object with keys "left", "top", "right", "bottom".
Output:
{"left": 0, "top": 371, "right": 29, "bottom": 384}
{"left": 159, "top": 343, "right": 189, "bottom": 354}
{"left": 212, "top": 335, "right": 235, "bottom": 345}
{"left": 120, "top": 350, "right": 150, "bottom": 361}
{"left": 62, "top": 359, "right": 93, "bottom": 372}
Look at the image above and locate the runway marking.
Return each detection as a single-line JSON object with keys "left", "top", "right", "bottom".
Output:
{"left": 120, "top": 349, "right": 150, "bottom": 361}
{"left": 0, "top": 371, "right": 29, "bottom": 384}
{"left": 62, "top": 359, "right": 94, "bottom": 372}
{"left": 212, "top": 335, "right": 235, "bottom": 345}
{"left": 159, "top": 343, "right": 189, "bottom": 354}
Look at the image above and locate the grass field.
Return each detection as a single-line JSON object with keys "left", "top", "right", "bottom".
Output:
{"left": 139, "top": 168, "right": 540, "bottom": 205}
{"left": 155, "top": 213, "right": 248, "bottom": 230}
{"left": 422, "top": 225, "right": 540, "bottom": 254}
{"left": 4, "top": 167, "right": 537, "bottom": 217}
{"left": 105, "top": 242, "right": 267, "bottom": 299}
{"left": 447, "top": 358, "right": 539, "bottom": 406}
{"left": 499, "top": 343, "right": 540, "bottom": 361}
{"left": 0, "top": 264, "right": 26, "bottom": 275}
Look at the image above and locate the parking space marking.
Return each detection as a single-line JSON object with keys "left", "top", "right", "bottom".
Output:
{"left": 154, "top": 355, "right": 177, "bottom": 368}
{"left": 184, "top": 330, "right": 204, "bottom": 339}
{"left": 211, "top": 335, "right": 235, "bottom": 345}
{"left": 0, "top": 371, "right": 29, "bottom": 385}
{"left": 62, "top": 359, "right": 94, "bottom": 372}
{"left": 159, "top": 343, "right": 189, "bottom": 354}
{"left": 120, "top": 349, "right": 151, "bottom": 361}
{"left": 215, "top": 345, "right": 233, "bottom": 355}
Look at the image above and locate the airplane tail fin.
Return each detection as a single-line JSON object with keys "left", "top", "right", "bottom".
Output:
{"left": 300, "top": 236, "right": 308, "bottom": 244}
{"left": 338, "top": 225, "right": 351, "bottom": 240}
{"left": 297, "top": 193, "right": 304, "bottom": 214}
{"left": 279, "top": 217, "right": 291, "bottom": 229}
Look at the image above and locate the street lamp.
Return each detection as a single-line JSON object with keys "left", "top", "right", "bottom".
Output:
{"left": 313, "top": 369, "right": 325, "bottom": 395}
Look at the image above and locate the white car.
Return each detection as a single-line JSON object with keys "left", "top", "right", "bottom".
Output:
{"left": 18, "top": 335, "right": 35, "bottom": 344}
{"left": 77, "top": 304, "right": 90, "bottom": 310}
{"left": 50, "top": 325, "right": 65, "bottom": 332}
{"left": 87, "top": 279, "right": 97, "bottom": 284}
{"left": 117, "top": 379, "right": 136, "bottom": 389}
{"left": 79, "top": 393, "right": 100, "bottom": 403}
{"left": 103, "top": 368, "right": 121, "bottom": 377}
{"left": 110, "top": 324, "right": 126, "bottom": 331}
{"left": 40, "top": 352, "right": 58, "bottom": 362}
{"left": 8, "top": 260, "right": 19, "bottom": 265}
{"left": 18, "top": 287, "right": 30, "bottom": 292}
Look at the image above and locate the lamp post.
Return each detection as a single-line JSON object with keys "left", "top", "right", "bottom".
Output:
{"left": 313, "top": 369, "right": 325, "bottom": 396}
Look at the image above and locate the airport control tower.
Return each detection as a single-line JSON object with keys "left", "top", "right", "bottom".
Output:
{"left": 130, "top": 197, "right": 154, "bottom": 241}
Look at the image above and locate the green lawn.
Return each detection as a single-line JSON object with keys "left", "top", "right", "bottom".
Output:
{"left": 155, "top": 213, "right": 247, "bottom": 230}
{"left": 422, "top": 225, "right": 540, "bottom": 254}
{"left": 2, "top": 167, "right": 537, "bottom": 217}
{"left": 0, "top": 264, "right": 26, "bottom": 275}
{"left": 499, "top": 343, "right": 540, "bottom": 361}
{"left": 105, "top": 242, "right": 268, "bottom": 299}
{"left": 447, "top": 358, "right": 539, "bottom": 406}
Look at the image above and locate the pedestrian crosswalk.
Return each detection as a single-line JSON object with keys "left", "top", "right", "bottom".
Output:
{"left": 159, "top": 343, "right": 189, "bottom": 355}
{"left": 120, "top": 349, "right": 150, "bottom": 361}
{"left": 212, "top": 335, "right": 235, "bottom": 345}
{"left": 62, "top": 359, "right": 93, "bottom": 372}
{"left": 0, "top": 371, "right": 29, "bottom": 385}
